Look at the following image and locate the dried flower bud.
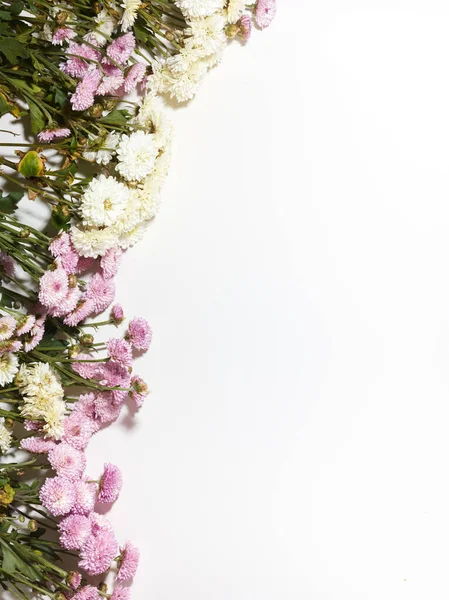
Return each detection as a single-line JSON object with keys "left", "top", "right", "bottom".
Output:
{"left": 225, "top": 24, "right": 239, "bottom": 38}
{"left": 80, "top": 334, "right": 94, "bottom": 346}
{"left": 55, "top": 593, "right": 67, "bottom": 600}
{"left": 19, "top": 228, "right": 30, "bottom": 238}
{"left": 68, "top": 274, "right": 78, "bottom": 288}
{"left": 56, "top": 10, "right": 68, "bottom": 24}
{"left": 67, "top": 571, "right": 82, "bottom": 590}
{"left": 28, "top": 519, "right": 38, "bottom": 531}
{"left": 18, "top": 514, "right": 25, "bottom": 523}
{"left": 92, "top": 2, "right": 103, "bottom": 14}
{"left": 4, "top": 418, "right": 14, "bottom": 430}
{"left": 70, "top": 344, "right": 81, "bottom": 358}
{"left": 166, "top": 31, "right": 175, "bottom": 42}
{"left": 90, "top": 103, "right": 103, "bottom": 118}
{"left": 99, "top": 583, "right": 108, "bottom": 593}
{"left": 102, "top": 98, "right": 117, "bottom": 112}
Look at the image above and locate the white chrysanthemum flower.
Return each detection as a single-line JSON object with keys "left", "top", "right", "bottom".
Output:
{"left": 83, "top": 132, "right": 120, "bottom": 166}
{"left": 185, "top": 14, "right": 227, "bottom": 55}
{"left": 0, "top": 418, "right": 12, "bottom": 453}
{"left": 135, "top": 94, "right": 174, "bottom": 150}
{"left": 120, "top": 0, "right": 141, "bottom": 30}
{"left": 116, "top": 219, "right": 150, "bottom": 250}
{"left": 84, "top": 9, "right": 117, "bottom": 46}
{"left": 0, "top": 353, "right": 18, "bottom": 387}
{"left": 116, "top": 131, "right": 159, "bottom": 182}
{"left": 174, "top": 0, "right": 225, "bottom": 18}
{"left": 80, "top": 174, "right": 130, "bottom": 227}
{"left": 226, "top": 0, "right": 246, "bottom": 23}
{"left": 151, "top": 50, "right": 208, "bottom": 102}
{"left": 42, "top": 398, "right": 66, "bottom": 440}
{"left": 20, "top": 362, "right": 64, "bottom": 403}
{"left": 71, "top": 225, "right": 117, "bottom": 258}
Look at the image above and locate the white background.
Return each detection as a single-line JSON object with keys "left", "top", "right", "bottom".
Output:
{"left": 87, "top": 2, "right": 449, "bottom": 598}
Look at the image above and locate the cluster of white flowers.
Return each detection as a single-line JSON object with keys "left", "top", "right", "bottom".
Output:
{"left": 149, "top": 0, "right": 248, "bottom": 102}
{"left": 0, "top": 418, "right": 12, "bottom": 453}
{"left": 17, "top": 362, "right": 66, "bottom": 440}
{"left": 73, "top": 94, "right": 173, "bottom": 258}
{"left": 0, "top": 352, "right": 18, "bottom": 387}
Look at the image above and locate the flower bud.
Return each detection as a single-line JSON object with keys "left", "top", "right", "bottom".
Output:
{"left": 4, "top": 418, "right": 14, "bottom": 430}
{"left": 102, "top": 98, "right": 117, "bottom": 112}
{"left": 69, "top": 344, "right": 81, "bottom": 358}
{"left": 99, "top": 583, "right": 108, "bottom": 593}
{"left": 68, "top": 274, "right": 78, "bottom": 288}
{"left": 66, "top": 571, "right": 82, "bottom": 590}
{"left": 225, "top": 23, "right": 239, "bottom": 38}
{"left": 80, "top": 334, "right": 94, "bottom": 346}
{"left": 92, "top": 2, "right": 103, "bottom": 14}
{"left": 55, "top": 593, "right": 67, "bottom": 600}
{"left": 28, "top": 519, "right": 38, "bottom": 531}
{"left": 56, "top": 11, "right": 68, "bottom": 25}
{"left": 90, "top": 103, "right": 104, "bottom": 118}
{"left": 18, "top": 514, "right": 25, "bottom": 523}
{"left": 19, "top": 228, "right": 30, "bottom": 238}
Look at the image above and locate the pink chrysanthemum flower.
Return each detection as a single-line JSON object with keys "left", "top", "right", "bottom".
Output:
{"left": 106, "top": 33, "right": 135, "bottom": 65}
{"left": 100, "top": 247, "right": 123, "bottom": 280}
{"left": 124, "top": 62, "right": 146, "bottom": 93}
{"left": 255, "top": 0, "right": 276, "bottom": 29}
{"left": 106, "top": 338, "right": 133, "bottom": 367}
{"left": 71, "top": 68, "right": 102, "bottom": 111}
{"left": 79, "top": 530, "right": 118, "bottom": 576}
{"left": 90, "top": 512, "right": 114, "bottom": 535}
{"left": 15, "top": 314, "right": 35, "bottom": 336}
{"left": 110, "top": 585, "right": 130, "bottom": 600}
{"left": 56, "top": 248, "right": 80, "bottom": 274}
{"left": 52, "top": 26, "right": 76, "bottom": 45}
{"left": 23, "top": 420, "right": 42, "bottom": 432}
{"left": 0, "top": 251, "right": 15, "bottom": 276}
{"left": 63, "top": 411, "right": 99, "bottom": 450}
{"left": 67, "top": 570, "right": 82, "bottom": 590}
{"left": 21, "top": 436, "right": 55, "bottom": 453}
{"left": 85, "top": 273, "right": 116, "bottom": 314}
{"left": 93, "top": 391, "right": 121, "bottom": 424}
{"left": 239, "top": 14, "right": 252, "bottom": 41}
{"left": 99, "top": 360, "right": 130, "bottom": 388}
{"left": 38, "top": 268, "right": 69, "bottom": 308}
{"left": 111, "top": 303, "right": 125, "bottom": 324}
{"left": 23, "top": 317, "right": 45, "bottom": 352}
{"left": 64, "top": 298, "right": 95, "bottom": 327}
{"left": 72, "top": 392, "right": 97, "bottom": 420}
{"left": 59, "top": 514, "right": 92, "bottom": 550}
{"left": 48, "top": 442, "right": 86, "bottom": 479}
{"left": 71, "top": 353, "right": 103, "bottom": 380}
{"left": 127, "top": 317, "right": 152, "bottom": 351}
{"left": 0, "top": 316, "right": 16, "bottom": 342}
{"left": 48, "top": 287, "right": 81, "bottom": 318}
{"left": 117, "top": 541, "right": 140, "bottom": 582}
{"left": 61, "top": 43, "right": 101, "bottom": 78}
{"left": 72, "top": 479, "right": 97, "bottom": 515}
{"left": 0, "top": 340, "right": 21, "bottom": 356}
{"left": 130, "top": 375, "right": 149, "bottom": 408}
{"left": 96, "top": 74, "right": 125, "bottom": 95}
{"left": 76, "top": 256, "right": 96, "bottom": 274}
{"left": 98, "top": 463, "right": 123, "bottom": 504}
{"left": 40, "top": 476, "right": 76, "bottom": 516}
{"left": 72, "top": 585, "right": 100, "bottom": 600}
{"left": 50, "top": 232, "right": 72, "bottom": 257}
{"left": 38, "top": 127, "right": 71, "bottom": 142}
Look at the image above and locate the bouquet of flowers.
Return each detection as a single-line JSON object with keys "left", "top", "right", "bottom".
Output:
{"left": 0, "top": 0, "right": 276, "bottom": 597}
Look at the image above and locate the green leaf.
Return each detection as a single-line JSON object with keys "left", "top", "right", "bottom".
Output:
{"left": 10, "top": 2, "right": 24, "bottom": 16}
{"left": 0, "top": 190, "right": 23, "bottom": 214}
{"left": 98, "top": 109, "right": 130, "bottom": 125}
{"left": 0, "top": 10, "right": 12, "bottom": 21}
{"left": 0, "top": 37, "right": 28, "bottom": 64}
{"left": 54, "top": 87, "right": 67, "bottom": 107}
{"left": 1, "top": 544, "right": 17, "bottom": 574}
{"left": 35, "top": 335, "right": 69, "bottom": 351}
{"left": 27, "top": 100, "right": 46, "bottom": 135}
{"left": 51, "top": 204, "right": 71, "bottom": 232}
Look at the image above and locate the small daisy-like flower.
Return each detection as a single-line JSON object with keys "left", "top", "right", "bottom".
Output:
{"left": 63, "top": 412, "right": 98, "bottom": 451}
{"left": 64, "top": 298, "right": 96, "bottom": 327}
{"left": 40, "top": 476, "right": 76, "bottom": 516}
{"left": 38, "top": 127, "right": 71, "bottom": 142}
{"left": 110, "top": 584, "right": 131, "bottom": 600}
{"left": 0, "top": 418, "right": 12, "bottom": 453}
{"left": 127, "top": 317, "right": 152, "bottom": 351}
{"left": 100, "top": 247, "right": 123, "bottom": 280}
{"left": 48, "top": 442, "right": 86, "bottom": 479}
{"left": 15, "top": 314, "right": 36, "bottom": 336}
{"left": 84, "top": 9, "right": 116, "bottom": 47}
{"left": 84, "top": 273, "right": 116, "bottom": 313}
{"left": 71, "top": 68, "right": 102, "bottom": 111}
{"left": 120, "top": 0, "right": 141, "bottom": 31}
{"left": 72, "top": 479, "right": 97, "bottom": 515}
{"left": 111, "top": 304, "right": 125, "bottom": 324}
{"left": 83, "top": 131, "right": 120, "bottom": 166}
{"left": 72, "top": 585, "right": 101, "bottom": 600}
{"left": 67, "top": 570, "right": 83, "bottom": 590}
{"left": 130, "top": 375, "right": 149, "bottom": 408}
{"left": 38, "top": 268, "right": 69, "bottom": 308}
{"left": 52, "top": 26, "right": 76, "bottom": 45}
{"left": 59, "top": 514, "right": 92, "bottom": 550}
{"left": 23, "top": 318, "right": 45, "bottom": 352}
{"left": 92, "top": 392, "right": 122, "bottom": 424}
{"left": 80, "top": 175, "right": 130, "bottom": 228}
{"left": 98, "top": 463, "right": 123, "bottom": 504}
{"left": 238, "top": 14, "right": 252, "bottom": 41}
{"left": 116, "top": 131, "right": 158, "bottom": 182}
{"left": 255, "top": 0, "right": 276, "bottom": 29}
{"left": 0, "top": 352, "right": 19, "bottom": 386}
{"left": 0, "top": 316, "right": 16, "bottom": 341}
{"left": 21, "top": 437, "right": 56, "bottom": 454}
{"left": 79, "top": 529, "right": 118, "bottom": 575}
{"left": 106, "top": 338, "right": 133, "bottom": 367}
{"left": 117, "top": 541, "right": 140, "bottom": 582}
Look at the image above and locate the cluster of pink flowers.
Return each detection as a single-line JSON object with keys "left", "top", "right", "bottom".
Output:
{"left": 58, "top": 33, "right": 146, "bottom": 112}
